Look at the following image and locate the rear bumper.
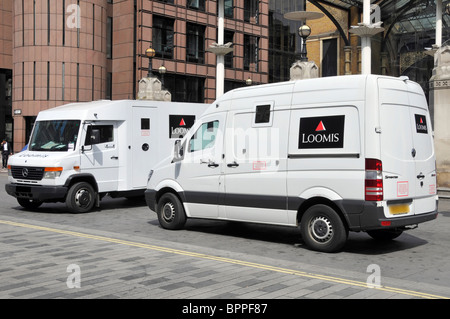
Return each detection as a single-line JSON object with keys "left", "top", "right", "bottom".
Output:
{"left": 341, "top": 199, "right": 438, "bottom": 231}
{"left": 5, "top": 183, "right": 68, "bottom": 202}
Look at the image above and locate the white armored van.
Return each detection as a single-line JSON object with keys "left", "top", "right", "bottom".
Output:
{"left": 6, "top": 100, "right": 208, "bottom": 213}
{"left": 145, "top": 75, "right": 438, "bottom": 252}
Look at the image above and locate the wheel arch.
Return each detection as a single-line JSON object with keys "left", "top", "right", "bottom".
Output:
{"left": 64, "top": 174, "right": 99, "bottom": 193}
{"left": 296, "top": 197, "right": 350, "bottom": 231}
{"left": 156, "top": 187, "right": 184, "bottom": 206}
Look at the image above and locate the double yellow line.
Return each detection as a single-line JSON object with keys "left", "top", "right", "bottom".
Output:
{"left": 0, "top": 219, "right": 448, "bottom": 299}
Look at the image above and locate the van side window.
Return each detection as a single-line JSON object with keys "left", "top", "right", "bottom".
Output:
{"left": 141, "top": 118, "right": 150, "bottom": 130}
{"left": 189, "top": 120, "right": 219, "bottom": 152}
{"left": 255, "top": 105, "right": 271, "bottom": 124}
{"left": 85, "top": 125, "right": 114, "bottom": 146}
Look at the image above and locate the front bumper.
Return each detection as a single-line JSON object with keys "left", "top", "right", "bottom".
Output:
{"left": 5, "top": 183, "right": 68, "bottom": 202}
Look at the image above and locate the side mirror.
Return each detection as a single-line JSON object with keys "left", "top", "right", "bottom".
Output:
{"left": 173, "top": 140, "right": 184, "bottom": 163}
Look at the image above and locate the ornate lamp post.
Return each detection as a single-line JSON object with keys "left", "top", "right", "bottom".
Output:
{"left": 145, "top": 47, "right": 156, "bottom": 78}
{"left": 298, "top": 24, "right": 312, "bottom": 62}
{"left": 284, "top": 10, "right": 323, "bottom": 80}
{"left": 158, "top": 65, "right": 167, "bottom": 89}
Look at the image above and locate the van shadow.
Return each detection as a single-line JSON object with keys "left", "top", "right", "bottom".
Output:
{"left": 177, "top": 219, "right": 428, "bottom": 255}
{"left": 11, "top": 196, "right": 148, "bottom": 215}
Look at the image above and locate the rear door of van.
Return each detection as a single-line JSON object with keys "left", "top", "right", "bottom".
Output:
{"left": 378, "top": 78, "right": 436, "bottom": 218}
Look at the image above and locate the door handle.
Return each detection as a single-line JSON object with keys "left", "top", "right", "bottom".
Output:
{"left": 417, "top": 173, "right": 425, "bottom": 180}
{"left": 111, "top": 156, "right": 119, "bottom": 160}
{"left": 208, "top": 162, "right": 219, "bottom": 168}
{"left": 227, "top": 161, "right": 239, "bottom": 168}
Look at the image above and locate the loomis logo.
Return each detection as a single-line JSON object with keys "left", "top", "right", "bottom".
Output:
{"left": 299, "top": 115, "right": 345, "bottom": 149}
{"left": 169, "top": 115, "right": 196, "bottom": 138}
{"left": 415, "top": 114, "right": 428, "bottom": 134}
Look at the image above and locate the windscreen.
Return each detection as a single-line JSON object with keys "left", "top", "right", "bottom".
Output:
{"left": 29, "top": 120, "right": 81, "bottom": 152}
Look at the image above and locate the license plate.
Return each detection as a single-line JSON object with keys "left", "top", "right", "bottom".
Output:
{"left": 389, "top": 204, "right": 410, "bottom": 215}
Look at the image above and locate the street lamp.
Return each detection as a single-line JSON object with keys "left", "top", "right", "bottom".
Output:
{"left": 145, "top": 47, "right": 156, "bottom": 77}
{"left": 298, "top": 24, "right": 311, "bottom": 62}
{"left": 158, "top": 65, "right": 167, "bottom": 89}
{"left": 246, "top": 77, "right": 252, "bottom": 86}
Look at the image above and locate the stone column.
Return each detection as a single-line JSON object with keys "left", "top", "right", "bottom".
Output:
{"left": 289, "top": 61, "right": 319, "bottom": 80}
{"left": 381, "top": 52, "right": 388, "bottom": 75}
{"left": 344, "top": 46, "right": 352, "bottom": 75}
{"left": 430, "top": 45, "right": 450, "bottom": 189}
{"left": 137, "top": 76, "right": 171, "bottom": 101}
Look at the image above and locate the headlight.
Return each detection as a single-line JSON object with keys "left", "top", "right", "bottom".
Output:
{"left": 43, "top": 167, "right": 63, "bottom": 179}
{"left": 147, "top": 169, "right": 154, "bottom": 183}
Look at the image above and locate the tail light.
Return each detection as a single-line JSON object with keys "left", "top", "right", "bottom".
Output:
{"left": 365, "top": 158, "right": 383, "bottom": 201}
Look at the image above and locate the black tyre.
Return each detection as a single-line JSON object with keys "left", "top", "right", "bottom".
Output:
{"left": 367, "top": 229, "right": 403, "bottom": 241}
{"left": 300, "top": 204, "right": 348, "bottom": 253}
{"left": 66, "top": 182, "right": 96, "bottom": 213}
{"left": 157, "top": 192, "right": 186, "bottom": 230}
{"left": 17, "top": 198, "right": 43, "bottom": 210}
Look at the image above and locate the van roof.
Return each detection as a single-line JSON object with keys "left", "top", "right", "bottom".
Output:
{"left": 204, "top": 74, "right": 422, "bottom": 114}
{"left": 35, "top": 100, "right": 206, "bottom": 121}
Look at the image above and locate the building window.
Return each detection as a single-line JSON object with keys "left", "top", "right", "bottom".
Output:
{"left": 322, "top": 38, "right": 338, "bottom": 77}
{"left": 76, "top": 63, "right": 80, "bottom": 102}
{"left": 186, "top": 23, "right": 205, "bottom": 64}
{"left": 107, "top": 17, "right": 113, "bottom": 59}
{"left": 224, "top": 30, "right": 234, "bottom": 68}
{"left": 152, "top": 16, "right": 174, "bottom": 59}
{"left": 106, "top": 72, "right": 112, "bottom": 100}
{"left": 244, "top": 35, "right": 259, "bottom": 72}
{"left": 62, "top": 0, "right": 66, "bottom": 46}
{"left": 164, "top": 74, "right": 204, "bottom": 103}
{"left": 157, "top": 0, "right": 174, "bottom": 4}
{"left": 62, "top": 62, "right": 65, "bottom": 101}
{"left": 33, "top": 62, "right": 36, "bottom": 100}
{"left": 244, "top": 0, "right": 259, "bottom": 23}
{"left": 47, "top": 0, "right": 51, "bottom": 45}
{"left": 224, "top": 0, "right": 234, "bottom": 18}
{"left": 187, "top": 0, "right": 205, "bottom": 11}
{"left": 47, "top": 62, "right": 50, "bottom": 100}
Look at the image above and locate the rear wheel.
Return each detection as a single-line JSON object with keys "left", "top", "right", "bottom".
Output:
{"left": 17, "top": 198, "right": 43, "bottom": 210}
{"left": 300, "top": 204, "right": 348, "bottom": 253}
{"left": 157, "top": 192, "right": 186, "bottom": 230}
{"left": 66, "top": 182, "right": 96, "bottom": 213}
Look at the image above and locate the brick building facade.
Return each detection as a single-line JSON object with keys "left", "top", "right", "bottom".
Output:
{"left": 1, "top": 1, "right": 444, "bottom": 152}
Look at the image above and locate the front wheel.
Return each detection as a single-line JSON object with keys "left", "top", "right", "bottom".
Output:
{"left": 66, "top": 182, "right": 96, "bottom": 213}
{"left": 157, "top": 193, "right": 186, "bottom": 230}
{"left": 300, "top": 204, "right": 348, "bottom": 253}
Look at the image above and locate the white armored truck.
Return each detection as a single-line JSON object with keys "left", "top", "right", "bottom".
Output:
{"left": 145, "top": 75, "right": 438, "bottom": 252}
{"left": 6, "top": 100, "right": 208, "bottom": 213}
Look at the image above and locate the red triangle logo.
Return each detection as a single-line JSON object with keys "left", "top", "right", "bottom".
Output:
{"left": 420, "top": 118, "right": 423, "bottom": 124}
{"left": 315, "top": 121, "right": 326, "bottom": 131}
{"left": 179, "top": 118, "right": 186, "bottom": 126}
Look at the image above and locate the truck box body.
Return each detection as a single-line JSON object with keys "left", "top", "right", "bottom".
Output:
{"left": 6, "top": 100, "right": 208, "bottom": 212}
{"left": 145, "top": 75, "right": 438, "bottom": 252}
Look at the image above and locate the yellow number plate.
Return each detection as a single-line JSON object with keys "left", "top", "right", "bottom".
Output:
{"left": 389, "top": 204, "right": 410, "bottom": 215}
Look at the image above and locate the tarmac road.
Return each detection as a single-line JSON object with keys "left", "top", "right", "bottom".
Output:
{"left": 0, "top": 172, "right": 449, "bottom": 302}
